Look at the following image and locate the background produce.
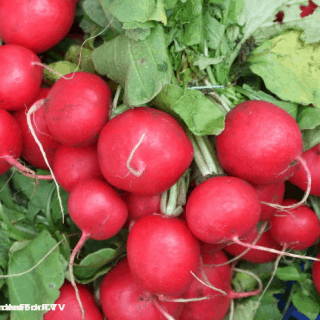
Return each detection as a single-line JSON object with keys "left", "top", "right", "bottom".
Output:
{"left": 0, "top": 0, "right": 320, "bottom": 319}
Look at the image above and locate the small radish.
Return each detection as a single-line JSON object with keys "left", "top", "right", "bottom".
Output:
{"left": 53, "top": 145, "right": 103, "bottom": 193}
{"left": 127, "top": 214, "right": 200, "bottom": 296}
{"left": 0, "top": 0, "right": 77, "bottom": 53}
{"left": 186, "top": 176, "right": 261, "bottom": 244}
{"left": 289, "top": 144, "right": 320, "bottom": 196}
{"left": 67, "top": 178, "right": 128, "bottom": 319}
{"left": 312, "top": 253, "right": 320, "bottom": 295}
{"left": 44, "top": 71, "right": 112, "bottom": 147}
{"left": 100, "top": 258, "right": 183, "bottom": 320}
{"left": 253, "top": 182, "right": 285, "bottom": 221}
{"left": 13, "top": 88, "right": 61, "bottom": 170}
{"left": 224, "top": 227, "right": 281, "bottom": 264}
{"left": 269, "top": 199, "right": 320, "bottom": 251}
{"left": 97, "top": 107, "right": 194, "bottom": 195}
{"left": 44, "top": 281, "right": 103, "bottom": 320}
{"left": 123, "top": 192, "right": 161, "bottom": 221}
{"left": 216, "top": 100, "right": 303, "bottom": 185}
{"left": 0, "top": 44, "right": 43, "bottom": 110}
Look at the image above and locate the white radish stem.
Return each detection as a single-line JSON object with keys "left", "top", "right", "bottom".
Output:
{"left": 126, "top": 133, "right": 146, "bottom": 177}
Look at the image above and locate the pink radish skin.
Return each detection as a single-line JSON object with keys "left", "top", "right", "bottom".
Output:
{"left": 253, "top": 182, "right": 285, "bottom": 221}
{"left": 186, "top": 176, "right": 261, "bottom": 244}
{"left": 13, "top": 88, "right": 61, "bottom": 170}
{"left": 53, "top": 145, "right": 103, "bottom": 193}
{"left": 44, "top": 72, "right": 112, "bottom": 147}
{"left": 127, "top": 214, "right": 200, "bottom": 296}
{"left": 312, "top": 253, "right": 320, "bottom": 295}
{"left": 97, "top": 107, "right": 194, "bottom": 195}
{"left": 44, "top": 282, "right": 103, "bottom": 320}
{"left": 180, "top": 251, "right": 231, "bottom": 320}
{"left": 269, "top": 199, "right": 320, "bottom": 251}
{"left": 0, "top": 0, "right": 77, "bottom": 53}
{"left": 100, "top": 258, "right": 183, "bottom": 320}
{"left": 216, "top": 100, "right": 303, "bottom": 185}
{"left": 123, "top": 192, "right": 161, "bottom": 221}
{"left": 0, "top": 44, "right": 43, "bottom": 110}
{"left": 289, "top": 144, "right": 320, "bottom": 196}
{"left": 224, "top": 228, "right": 281, "bottom": 264}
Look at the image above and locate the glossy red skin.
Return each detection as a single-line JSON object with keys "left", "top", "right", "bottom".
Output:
{"left": 180, "top": 251, "right": 231, "bottom": 320}
{"left": 53, "top": 145, "right": 103, "bottom": 193}
{"left": 216, "top": 100, "right": 303, "bottom": 185}
{"left": 270, "top": 199, "right": 320, "bottom": 250}
{"left": 44, "top": 282, "right": 103, "bottom": 320}
{"left": 13, "top": 88, "right": 61, "bottom": 170}
{"left": 0, "top": 44, "right": 43, "bottom": 110}
{"left": 100, "top": 258, "right": 183, "bottom": 320}
{"left": 0, "top": 108, "right": 22, "bottom": 175}
{"left": 312, "top": 253, "right": 320, "bottom": 295}
{"left": 67, "top": 179, "right": 128, "bottom": 240}
{"left": 44, "top": 72, "right": 112, "bottom": 147}
{"left": 224, "top": 228, "right": 281, "bottom": 264}
{"left": 127, "top": 214, "right": 200, "bottom": 296}
{"left": 123, "top": 192, "right": 161, "bottom": 221}
{"left": 0, "top": 0, "right": 76, "bottom": 53}
{"left": 253, "top": 182, "right": 285, "bottom": 221}
{"left": 97, "top": 107, "right": 194, "bottom": 195}
{"left": 300, "top": 0, "right": 318, "bottom": 17}
{"left": 289, "top": 144, "right": 320, "bottom": 196}
{"left": 186, "top": 176, "right": 261, "bottom": 244}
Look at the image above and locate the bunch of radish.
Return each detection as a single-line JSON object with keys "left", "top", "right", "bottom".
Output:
{"left": 1, "top": 1, "right": 320, "bottom": 319}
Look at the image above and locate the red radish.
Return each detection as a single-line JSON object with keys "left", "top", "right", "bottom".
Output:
{"left": 99, "top": 258, "right": 183, "bottom": 320}
{"left": 253, "top": 182, "right": 285, "bottom": 221}
{"left": 0, "top": 0, "right": 77, "bottom": 53}
{"left": 270, "top": 199, "right": 320, "bottom": 250}
{"left": 97, "top": 107, "right": 194, "bottom": 195}
{"left": 44, "top": 72, "right": 112, "bottom": 147}
{"left": 127, "top": 214, "right": 200, "bottom": 296}
{"left": 13, "top": 88, "right": 61, "bottom": 170}
{"left": 300, "top": 0, "right": 318, "bottom": 17}
{"left": 216, "top": 100, "right": 303, "bottom": 185}
{"left": 289, "top": 144, "right": 320, "bottom": 196}
{"left": 53, "top": 145, "right": 103, "bottom": 193}
{"left": 186, "top": 176, "right": 261, "bottom": 244}
{"left": 312, "top": 253, "right": 320, "bottom": 295}
{"left": 123, "top": 192, "right": 161, "bottom": 221}
{"left": 44, "top": 282, "right": 103, "bottom": 320}
{"left": 224, "top": 228, "right": 281, "bottom": 264}
{"left": 0, "top": 44, "right": 43, "bottom": 110}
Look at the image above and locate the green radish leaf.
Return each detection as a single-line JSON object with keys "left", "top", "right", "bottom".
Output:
{"left": 193, "top": 55, "right": 225, "bottom": 70}
{"left": 297, "top": 106, "right": 320, "bottom": 130}
{"left": 65, "top": 45, "right": 96, "bottom": 74}
{"left": 302, "top": 125, "right": 320, "bottom": 150}
{"left": 292, "top": 291, "right": 320, "bottom": 320}
{"left": 83, "top": 0, "right": 109, "bottom": 27}
{"left": 232, "top": 300, "right": 259, "bottom": 320}
{"left": 204, "top": 11, "right": 225, "bottom": 50}
{"left": 232, "top": 271, "right": 258, "bottom": 293}
{"left": 125, "top": 28, "right": 152, "bottom": 41}
{"left": 43, "top": 61, "right": 78, "bottom": 84}
{"left": 276, "top": 265, "right": 302, "bottom": 281}
{"left": 7, "top": 230, "right": 64, "bottom": 320}
{"left": 93, "top": 24, "right": 171, "bottom": 106}
{"left": 153, "top": 84, "right": 225, "bottom": 135}
{"left": 249, "top": 30, "right": 320, "bottom": 108}
{"left": 252, "top": 293, "right": 283, "bottom": 320}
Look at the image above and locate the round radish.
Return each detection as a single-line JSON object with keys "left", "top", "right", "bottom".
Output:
{"left": 127, "top": 214, "right": 200, "bottom": 296}
{"left": 97, "top": 107, "right": 194, "bottom": 195}
{"left": 180, "top": 250, "right": 232, "bottom": 320}
{"left": 68, "top": 179, "right": 128, "bottom": 241}
{"left": 289, "top": 144, "right": 320, "bottom": 196}
{"left": 13, "top": 88, "right": 61, "bottom": 170}
{"left": 43, "top": 282, "right": 103, "bottom": 320}
{"left": 0, "top": 44, "right": 43, "bottom": 110}
{"left": 216, "top": 100, "right": 303, "bottom": 185}
{"left": 224, "top": 228, "right": 281, "bottom": 264}
{"left": 186, "top": 176, "right": 261, "bottom": 244}
{"left": 270, "top": 199, "right": 320, "bottom": 250}
{"left": 312, "top": 253, "right": 320, "bottom": 295}
{"left": 0, "top": 108, "right": 23, "bottom": 175}
{"left": 53, "top": 145, "right": 103, "bottom": 193}
{"left": 123, "top": 192, "right": 161, "bottom": 221}
{"left": 100, "top": 258, "right": 183, "bottom": 320}
{"left": 44, "top": 72, "right": 112, "bottom": 147}
{"left": 0, "top": 0, "right": 77, "bottom": 53}
{"left": 253, "top": 182, "right": 285, "bottom": 221}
